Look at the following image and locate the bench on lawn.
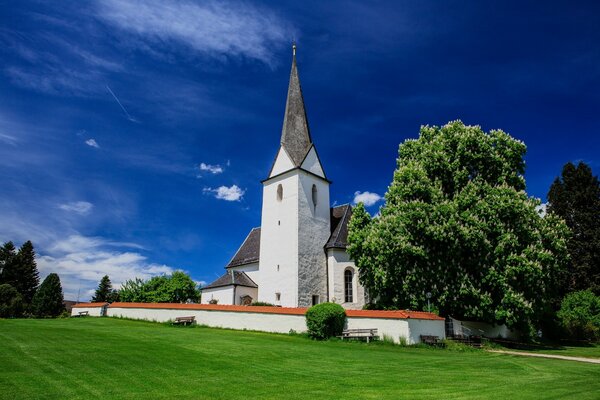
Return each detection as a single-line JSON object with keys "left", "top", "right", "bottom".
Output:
{"left": 339, "top": 328, "right": 379, "bottom": 343}
{"left": 72, "top": 311, "right": 89, "bottom": 317}
{"left": 420, "top": 335, "right": 443, "bottom": 346}
{"left": 172, "top": 316, "right": 195, "bottom": 326}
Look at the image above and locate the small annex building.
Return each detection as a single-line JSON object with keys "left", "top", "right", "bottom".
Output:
{"left": 202, "top": 47, "right": 366, "bottom": 309}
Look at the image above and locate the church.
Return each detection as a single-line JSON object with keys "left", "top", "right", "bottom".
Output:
{"left": 202, "top": 46, "right": 367, "bottom": 309}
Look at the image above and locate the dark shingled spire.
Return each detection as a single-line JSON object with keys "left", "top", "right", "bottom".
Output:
{"left": 280, "top": 43, "right": 312, "bottom": 166}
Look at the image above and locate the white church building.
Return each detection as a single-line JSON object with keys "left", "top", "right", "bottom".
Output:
{"left": 202, "top": 47, "right": 366, "bottom": 309}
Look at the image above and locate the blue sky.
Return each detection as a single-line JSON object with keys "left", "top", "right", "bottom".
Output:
{"left": 1, "top": 1, "right": 599, "bottom": 301}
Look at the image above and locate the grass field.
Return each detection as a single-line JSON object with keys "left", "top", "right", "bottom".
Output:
{"left": 491, "top": 341, "right": 600, "bottom": 359}
{"left": 1, "top": 318, "right": 598, "bottom": 399}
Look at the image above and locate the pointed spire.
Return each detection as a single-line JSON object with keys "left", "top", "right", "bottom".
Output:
{"left": 280, "top": 42, "right": 312, "bottom": 166}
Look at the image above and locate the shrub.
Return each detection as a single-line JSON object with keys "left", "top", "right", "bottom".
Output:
{"left": 557, "top": 290, "right": 600, "bottom": 341}
{"left": 0, "top": 284, "right": 23, "bottom": 318}
{"left": 305, "top": 302, "right": 346, "bottom": 340}
{"left": 249, "top": 301, "right": 275, "bottom": 307}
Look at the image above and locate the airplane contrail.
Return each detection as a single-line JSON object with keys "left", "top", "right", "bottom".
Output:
{"left": 106, "top": 85, "right": 138, "bottom": 122}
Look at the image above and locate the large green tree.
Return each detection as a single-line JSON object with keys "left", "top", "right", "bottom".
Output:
{"left": 0, "top": 284, "right": 23, "bottom": 318}
{"left": 348, "top": 121, "right": 569, "bottom": 332}
{"left": 32, "top": 273, "right": 65, "bottom": 317}
{"left": 92, "top": 275, "right": 119, "bottom": 303}
{"left": 15, "top": 241, "right": 39, "bottom": 304}
{"left": 547, "top": 162, "right": 600, "bottom": 294}
{"left": 0, "top": 242, "right": 18, "bottom": 287}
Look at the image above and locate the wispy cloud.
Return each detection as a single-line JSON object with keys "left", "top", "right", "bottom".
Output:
{"left": 0, "top": 132, "right": 18, "bottom": 146}
{"left": 95, "top": 0, "right": 292, "bottom": 65}
{"left": 58, "top": 201, "right": 94, "bottom": 215}
{"left": 353, "top": 191, "right": 382, "bottom": 207}
{"left": 199, "top": 162, "right": 224, "bottom": 175}
{"left": 85, "top": 138, "right": 100, "bottom": 148}
{"left": 204, "top": 185, "right": 245, "bottom": 201}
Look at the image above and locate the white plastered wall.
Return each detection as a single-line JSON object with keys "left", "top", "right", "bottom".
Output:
{"left": 70, "top": 306, "right": 105, "bottom": 317}
{"left": 300, "top": 146, "right": 325, "bottom": 178}
{"left": 406, "top": 319, "right": 447, "bottom": 344}
{"left": 327, "top": 249, "right": 365, "bottom": 309}
{"left": 269, "top": 147, "right": 295, "bottom": 177}
{"left": 259, "top": 172, "right": 299, "bottom": 307}
{"left": 296, "top": 170, "right": 330, "bottom": 306}
{"left": 235, "top": 286, "right": 258, "bottom": 305}
{"left": 201, "top": 286, "right": 233, "bottom": 305}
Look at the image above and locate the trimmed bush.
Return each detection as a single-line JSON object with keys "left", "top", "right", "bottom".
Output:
{"left": 305, "top": 302, "right": 346, "bottom": 340}
{"left": 249, "top": 301, "right": 276, "bottom": 307}
{"left": 0, "top": 284, "right": 23, "bottom": 318}
{"left": 557, "top": 290, "right": 600, "bottom": 341}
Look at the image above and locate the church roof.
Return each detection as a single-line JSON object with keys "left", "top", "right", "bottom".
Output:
{"left": 203, "top": 271, "right": 258, "bottom": 290}
{"left": 326, "top": 204, "right": 353, "bottom": 249}
{"left": 279, "top": 46, "right": 313, "bottom": 167}
{"left": 226, "top": 227, "right": 261, "bottom": 268}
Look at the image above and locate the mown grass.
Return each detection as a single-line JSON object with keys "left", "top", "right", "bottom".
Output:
{"left": 488, "top": 339, "right": 600, "bottom": 359}
{"left": 0, "top": 318, "right": 598, "bottom": 399}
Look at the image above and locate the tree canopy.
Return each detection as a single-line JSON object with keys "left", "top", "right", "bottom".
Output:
{"left": 348, "top": 121, "right": 569, "bottom": 332}
{"left": 32, "top": 273, "right": 64, "bottom": 317}
{"left": 548, "top": 161, "right": 600, "bottom": 294}
{"left": 119, "top": 271, "right": 199, "bottom": 303}
{"left": 92, "top": 275, "right": 119, "bottom": 303}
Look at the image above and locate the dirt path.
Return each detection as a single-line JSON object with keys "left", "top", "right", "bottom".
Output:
{"left": 488, "top": 350, "right": 600, "bottom": 364}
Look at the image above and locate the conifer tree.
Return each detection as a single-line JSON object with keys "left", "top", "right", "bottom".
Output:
{"left": 92, "top": 275, "right": 113, "bottom": 302}
{"left": 548, "top": 161, "right": 600, "bottom": 294}
{"left": 15, "top": 241, "right": 39, "bottom": 304}
{"left": 0, "top": 242, "right": 18, "bottom": 287}
{"left": 32, "top": 273, "right": 65, "bottom": 317}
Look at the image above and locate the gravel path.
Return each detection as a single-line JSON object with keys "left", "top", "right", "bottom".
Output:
{"left": 488, "top": 350, "right": 600, "bottom": 364}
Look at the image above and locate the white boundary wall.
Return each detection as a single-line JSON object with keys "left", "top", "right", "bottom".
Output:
{"left": 108, "top": 306, "right": 308, "bottom": 334}
{"left": 105, "top": 305, "right": 445, "bottom": 344}
{"left": 71, "top": 305, "right": 106, "bottom": 317}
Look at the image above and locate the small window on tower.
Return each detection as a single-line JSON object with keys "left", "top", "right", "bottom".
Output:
{"left": 275, "top": 292, "right": 281, "bottom": 302}
{"left": 277, "top": 184, "right": 283, "bottom": 202}
{"left": 312, "top": 295, "right": 320, "bottom": 306}
{"left": 311, "top": 184, "right": 318, "bottom": 208}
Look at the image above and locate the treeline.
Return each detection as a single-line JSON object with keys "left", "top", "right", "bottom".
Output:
{"left": 0, "top": 241, "right": 65, "bottom": 318}
{"left": 91, "top": 271, "right": 200, "bottom": 304}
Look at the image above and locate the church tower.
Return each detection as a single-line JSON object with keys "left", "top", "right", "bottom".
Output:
{"left": 258, "top": 45, "right": 331, "bottom": 307}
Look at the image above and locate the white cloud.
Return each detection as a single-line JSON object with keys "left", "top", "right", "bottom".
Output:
{"left": 204, "top": 185, "right": 245, "bottom": 201}
{"left": 85, "top": 138, "right": 100, "bottom": 148}
{"left": 199, "top": 162, "right": 223, "bottom": 175}
{"left": 38, "top": 235, "right": 174, "bottom": 301}
{"left": 0, "top": 132, "right": 18, "bottom": 146}
{"left": 58, "top": 201, "right": 94, "bottom": 215}
{"left": 95, "top": 0, "right": 292, "bottom": 65}
{"left": 353, "top": 191, "right": 383, "bottom": 207}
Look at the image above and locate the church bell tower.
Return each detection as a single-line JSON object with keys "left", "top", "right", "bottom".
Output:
{"left": 257, "top": 45, "right": 331, "bottom": 307}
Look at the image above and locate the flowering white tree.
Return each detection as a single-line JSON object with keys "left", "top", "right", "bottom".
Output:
{"left": 348, "top": 121, "right": 569, "bottom": 333}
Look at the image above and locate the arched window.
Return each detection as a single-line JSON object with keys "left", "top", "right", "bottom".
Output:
{"left": 344, "top": 269, "right": 353, "bottom": 303}
{"left": 311, "top": 184, "right": 318, "bottom": 209}
{"left": 277, "top": 184, "right": 283, "bottom": 202}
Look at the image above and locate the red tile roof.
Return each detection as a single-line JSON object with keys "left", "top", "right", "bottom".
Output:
{"left": 72, "top": 302, "right": 108, "bottom": 308}
{"left": 107, "top": 302, "right": 443, "bottom": 320}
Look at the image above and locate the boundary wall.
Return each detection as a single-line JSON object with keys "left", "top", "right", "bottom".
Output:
{"left": 72, "top": 302, "right": 445, "bottom": 344}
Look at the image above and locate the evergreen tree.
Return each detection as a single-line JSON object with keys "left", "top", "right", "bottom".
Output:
{"left": 92, "top": 275, "right": 113, "bottom": 302}
{"left": 32, "top": 273, "right": 65, "bottom": 317}
{"left": 15, "top": 241, "right": 39, "bottom": 304}
{"left": 0, "top": 242, "right": 18, "bottom": 287}
{"left": 0, "top": 284, "right": 23, "bottom": 318}
{"left": 548, "top": 161, "right": 600, "bottom": 294}
{"left": 348, "top": 121, "right": 570, "bottom": 333}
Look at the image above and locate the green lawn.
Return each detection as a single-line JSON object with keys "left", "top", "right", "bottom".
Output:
{"left": 0, "top": 318, "right": 598, "bottom": 399}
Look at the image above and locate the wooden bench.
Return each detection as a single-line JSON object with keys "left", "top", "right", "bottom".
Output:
{"left": 172, "top": 316, "right": 195, "bottom": 326}
{"left": 420, "top": 335, "right": 443, "bottom": 346}
{"left": 72, "top": 311, "right": 89, "bottom": 317}
{"left": 339, "top": 328, "right": 379, "bottom": 343}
